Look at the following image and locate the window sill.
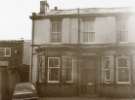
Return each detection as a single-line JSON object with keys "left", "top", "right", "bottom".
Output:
{"left": 116, "top": 82, "right": 130, "bottom": 85}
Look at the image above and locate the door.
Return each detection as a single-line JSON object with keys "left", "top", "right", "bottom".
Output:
{"left": 80, "top": 56, "right": 97, "bottom": 96}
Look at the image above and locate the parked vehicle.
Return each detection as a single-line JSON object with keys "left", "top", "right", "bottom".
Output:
{"left": 12, "top": 82, "right": 39, "bottom": 100}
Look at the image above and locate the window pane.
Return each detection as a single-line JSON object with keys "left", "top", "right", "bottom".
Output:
{"left": 49, "top": 58, "right": 54, "bottom": 67}
{"left": 49, "top": 68, "right": 59, "bottom": 81}
{"left": 118, "top": 58, "right": 128, "bottom": 67}
{"left": 49, "top": 58, "right": 60, "bottom": 67}
{"left": 51, "top": 21, "right": 61, "bottom": 42}
{"left": 105, "top": 70, "right": 111, "bottom": 81}
{"left": 83, "top": 32, "right": 95, "bottom": 42}
{"left": 118, "top": 68, "right": 129, "bottom": 82}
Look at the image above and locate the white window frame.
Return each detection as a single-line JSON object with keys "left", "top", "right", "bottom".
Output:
{"left": 117, "top": 16, "right": 128, "bottom": 43}
{"left": 116, "top": 55, "right": 131, "bottom": 84}
{"left": 48, "top": 57, "right": 60, "bottom": 83}
{"left": 65, "top": 57, "right": 73, "bottom": 83}
{"left": 102, "top": 56, "right": 114, "bottom": 84}
{"left": 82, "top": 18, "right": 95, "bottom": 43}
{"left": 0, "top": 48, "right": 11, "bottom": 57}
{"left": 50, "top": 21, "right": 62, "bottom": 42}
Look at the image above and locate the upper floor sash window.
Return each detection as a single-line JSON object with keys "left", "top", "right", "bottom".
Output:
{"left": 50, "top": 20, "right": 62, "bottom": 42}
{"left": 117, "top": 16, "right": 128, "bottom": 42}
{"left": 82, "top": 18, "right": 95, "bottom": 43}
{"left": 0, "top": 48, "right": 11, "bottom": 57}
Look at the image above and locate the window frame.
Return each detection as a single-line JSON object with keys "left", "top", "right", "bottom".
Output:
{"left": 0, "top": 48, "right": 11, "bottom": 57}
{"left": 50, "top": 21, "right": 62, "bottom": 42}
{"left": 102, "top": 56, "right": 114, "bottom": 84}
{"left": 117, "top": 16, "right": 128, "bottom": 43}
{"left": 82, "top": 18, "right": 95, "bottom": 43}
{"left": 116, "top": 55, "right": 131, "bottom": 84}
{"left": 47, "top": 57, "right": 61, "bottom": 83}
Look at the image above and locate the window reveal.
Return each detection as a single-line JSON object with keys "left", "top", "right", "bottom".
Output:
{"left": 63, "top": 56, "right": 73, "bottom": 83}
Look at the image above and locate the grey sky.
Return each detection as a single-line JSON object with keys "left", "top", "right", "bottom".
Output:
{"left": 0, "top": 0, "right": 134, "bottom": 40}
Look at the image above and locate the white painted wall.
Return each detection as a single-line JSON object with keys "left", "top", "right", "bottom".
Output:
{"left": 32, "top": 54, "right": 38, "bottom": 82}
{"left": 95, "top": 16, "right": 116, "bottom": 43}
{"left": 128, "top": 15, "right": 135, "bottom": 43}
{"left": 23, "top": 40, "right": 31, "bottom": 65}
{"left": 34, "top": 19, "right": 50, "bottom": 44}
{"left": 33, "top": 15, "right": 135, "bottom": 45}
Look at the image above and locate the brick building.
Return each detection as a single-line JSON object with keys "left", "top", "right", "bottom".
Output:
{"left": 0, "top": 40, "right": 24, "bottom": 100}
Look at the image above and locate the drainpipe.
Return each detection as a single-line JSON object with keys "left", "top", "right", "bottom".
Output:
{"left": 30, "top": 13, "right": 35, "bottom": 82}
{"left": 77, "top": 8, "right": 81, "bottom": 96}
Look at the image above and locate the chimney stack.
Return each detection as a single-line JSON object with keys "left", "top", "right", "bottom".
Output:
{"left": 40, "top": 0, "right": 49, "bottom": 15}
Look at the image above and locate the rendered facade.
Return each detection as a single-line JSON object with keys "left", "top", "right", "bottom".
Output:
{"left": 30, "top": 1, "right": 135, "bottom": 97}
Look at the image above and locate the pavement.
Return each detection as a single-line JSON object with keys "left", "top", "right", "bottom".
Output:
{"left": 40, "top": 97, "right": 135, "bottom": 100}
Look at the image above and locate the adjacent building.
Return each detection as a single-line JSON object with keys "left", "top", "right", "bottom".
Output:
{"left": 30, "top": 1, "right": 135, "bottom": 97}
{"left": 0, "top": 40, "right": 23, "bottom": 100}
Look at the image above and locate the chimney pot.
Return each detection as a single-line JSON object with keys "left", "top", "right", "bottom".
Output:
{"left": 40, "top": 0, "right": 49, "bottom": 14}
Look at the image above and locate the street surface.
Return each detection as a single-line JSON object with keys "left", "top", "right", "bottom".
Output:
{"left": 40, "top": 97, "right": 135, "bottom": 100}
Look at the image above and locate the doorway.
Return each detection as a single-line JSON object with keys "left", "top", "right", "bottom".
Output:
{"left": 80, "top": 56, "right": 97, "bottom": 96}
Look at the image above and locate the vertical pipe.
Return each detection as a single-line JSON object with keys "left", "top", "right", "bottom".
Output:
{"left": 77, "top": 8, "right": 81, "bottom": 44}
{"left": 77, "top": 8, "right": 81, "bottom": 96}
{"left": 30, "top": 14, "right": 35, "bottom": 82}
{"left": 130, "top": 55, "right": 133, "bottom": 100}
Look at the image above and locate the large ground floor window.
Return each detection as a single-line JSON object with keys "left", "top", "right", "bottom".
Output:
{"left": 48, "top": 57, "right": 61, "bottom": 83}
{"left": 116, "top": 56, "right": 131, "bottom": 84}
{"left": 102, "top": 55, "right": 131, "bottom": 84}
{"left": 38, "top": 55, "right": 74, "bottom": 83}
{"left": 102, "top": 56, "right": 114, "bottom": 84}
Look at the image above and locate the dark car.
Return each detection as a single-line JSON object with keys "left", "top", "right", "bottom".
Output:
{"left": 12, "top": 82, "right": 39, "bottom": 100}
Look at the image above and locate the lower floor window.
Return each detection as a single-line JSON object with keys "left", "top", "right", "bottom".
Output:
{"left": 48, "top": 68, "right": 60, "bottom": 82}
{"left": 48, "top": 57, "right": 60, "bottom": 83}
{"left": 116, "top": 56, "right": 130, "bottom": 84}
{"left": 102, "top": 56, "right": 114, "bottom": 83}
{"left": 102, "top": 55, "right": 131, "bottom": 84}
